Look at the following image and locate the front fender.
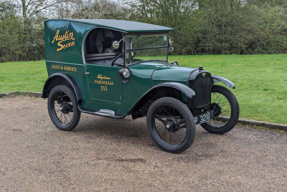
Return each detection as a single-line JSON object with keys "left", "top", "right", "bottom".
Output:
{"left": 151, "top": 82, "right": 195, "bottom": 98}
{"left": 128, "top": 82, "right": 195, "bottom": 113}
{"left": 212, "top": 75, "right": 235, "bottom": 89}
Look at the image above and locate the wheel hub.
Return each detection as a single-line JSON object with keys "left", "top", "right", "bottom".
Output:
{"left": 60, "top": 102, "right": 70, "bottom": 114}
{"left": 165, "top": 118, "right": 179, "bottom": 132}
{"left": 212, "top": 103, "right": 221, "bottom": 117}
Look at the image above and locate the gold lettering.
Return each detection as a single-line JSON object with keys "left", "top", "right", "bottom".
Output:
{"left": 51, "top": 65, "right": 60, "bottom": 69}
{"left": 94, "top": 79, "right": 114, "bottom": 86}
{"left": 97, "top": 74, "right": 111, "bottom": 80}
{"left": 101, "top": 86, "right": 108, "bottom": 91}
{"left": 52, "top": 30, "right": 75, "bottom": 52}
{"left": 51, "top": 30, "right": 59, "bottom": 44}
{"left": 50, "top": 65, "right": 78, "bottom": 72}
{"left": 63, "top": 66, "right": 77, "bottom": 72}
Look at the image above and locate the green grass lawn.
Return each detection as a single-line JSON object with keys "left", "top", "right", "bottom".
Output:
{"left": 1, "top": 54, "right": 287, "bottom": 125}
{"left": 0, "top": 60, "right": 48, "bottom": 93}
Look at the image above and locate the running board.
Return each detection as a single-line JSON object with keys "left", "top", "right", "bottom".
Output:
{"left": 78, "top": 105, "right": 126, "bottom": 119}
{"left": 94, "top": 109, "right": 115, "bottom": 116}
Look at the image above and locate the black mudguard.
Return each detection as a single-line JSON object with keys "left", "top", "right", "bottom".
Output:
{"left": 150, "top": 82, "right": 195, "bottom": 98}
{"left": 42, "top": 73, "right": 82, "bottom": 103}
{"left": 212, "top": 75, "right": 235, "bottom": 89}
{"left": 128, "top": 82, "right": 195, "bottom": 114}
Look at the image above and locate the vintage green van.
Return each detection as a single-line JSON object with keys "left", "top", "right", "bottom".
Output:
{"left": 42, "top": 19, "right": 239, "bottom": 153}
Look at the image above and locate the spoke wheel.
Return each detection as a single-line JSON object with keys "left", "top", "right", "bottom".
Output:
{"left": 147, "top": 97, "right": 196, "bottom": 153}
{"left": 48, "top": 85, "right": 81, "bottom": 131}
{"left": 201, "top": 85, "right": 239, "bottom": 134}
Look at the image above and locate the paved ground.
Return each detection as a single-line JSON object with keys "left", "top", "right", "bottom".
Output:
{"left": 0, "top": 97, "right": 286, "bottom": 191}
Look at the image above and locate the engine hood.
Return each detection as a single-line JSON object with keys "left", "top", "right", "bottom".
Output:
{"left": 128, "top": 61, "right": 201, "bottom": 87}
{"left": 128, "top": 61, "right": 166, "bottom": 77}
{"left": 151, "top": 64, "right": 197, "bottom": 86}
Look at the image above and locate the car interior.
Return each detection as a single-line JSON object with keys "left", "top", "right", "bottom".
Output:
{"left": 84, "top": 28, "right": 124, "bottom": 66}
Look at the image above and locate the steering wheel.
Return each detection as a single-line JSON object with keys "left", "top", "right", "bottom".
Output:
{"left": 111, "top": 53, "right": 125, "bottom": 66}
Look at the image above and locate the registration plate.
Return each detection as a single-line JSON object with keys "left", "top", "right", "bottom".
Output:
{"left": 194, "top": 111, "right": 213, "bottom": 125}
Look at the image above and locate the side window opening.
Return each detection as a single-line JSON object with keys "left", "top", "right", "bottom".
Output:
{"left": 85, "top": 28, "right": 124, "bottom": 66}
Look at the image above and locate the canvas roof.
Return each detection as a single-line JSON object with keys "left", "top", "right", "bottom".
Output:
{"left": 45, "top": 19, "right": 174, "bottom": 33}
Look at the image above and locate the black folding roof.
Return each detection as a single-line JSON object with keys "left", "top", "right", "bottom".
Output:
{"left": 46, "top": 19, "right": 174, "bottom": 33}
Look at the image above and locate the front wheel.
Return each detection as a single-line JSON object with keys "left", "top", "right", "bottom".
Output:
{"left": 146, "top": 97, "right": 196, "bottom": 153}
{"left": 201, "top": 85, "right": 239, "bottom": 134}
{"left": 48, "top": 85, "right": 81, "bottom": 131}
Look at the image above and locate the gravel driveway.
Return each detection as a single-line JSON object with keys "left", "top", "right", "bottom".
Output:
{"left": 0, "top": 96, "right": 286, "bottom": 191}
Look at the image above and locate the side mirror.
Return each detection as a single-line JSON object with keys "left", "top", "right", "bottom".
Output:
{"left": 112, "top": 41, "right": 120, "bottom": 49}
{"left": 169, "top": 39, "right": 173, "bottom": 46}
{"left": 169, "top": 61, "right": 178, "bottom": 66}
{"left": 169, "top": 38, "right": 174, "bottom": 53}
{"left": 119, "top": 67, "right": 131, "bottom": 83}
{"left": 112, "top": 39, "right": 123, "bottom": 49}
{"left": 169, "top": 47, "right": 174, "bottom": 53}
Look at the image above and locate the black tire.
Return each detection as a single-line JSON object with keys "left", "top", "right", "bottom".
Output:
{"left": 201, "top": 85, "right": 239, "bottom": 134}
{"left": 48, "top": 85, "right": 81, "bottom": 131}
{"left": 146, "top": 97, "right": 196, "bottom": 153}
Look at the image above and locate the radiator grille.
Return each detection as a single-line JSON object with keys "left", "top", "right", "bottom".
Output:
{"left": 195, "top": 77, "right": 211, "bottom": 108}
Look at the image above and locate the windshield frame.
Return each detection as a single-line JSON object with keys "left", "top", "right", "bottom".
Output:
{"left": 123, "top": 33, "right": 169, "bottom": 66}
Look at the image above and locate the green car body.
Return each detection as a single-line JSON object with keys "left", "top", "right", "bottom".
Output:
{"left": 42, "top": 19, "right": 239, "bottom": 153}
{"left": 43, "top": 19, "right": 234, "bottom": 118}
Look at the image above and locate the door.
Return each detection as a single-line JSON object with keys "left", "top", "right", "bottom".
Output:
{"left": 85, "top": 64, "right": 122, "bottom": 102}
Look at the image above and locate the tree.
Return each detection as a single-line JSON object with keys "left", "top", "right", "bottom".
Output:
{"left": 246, "top": 0, "right": 287, "bottom": 7}
{"left": 0, "top": 1, "right": 21, "bottom": 61}
{"left": 17, "top": 0, "right": 76, "bottom": 27}
{"left": 126, "top": 0, "right": 199, "bottom": 54}
{"left": 127, "top": 0, "right": 196, "bottom": 26}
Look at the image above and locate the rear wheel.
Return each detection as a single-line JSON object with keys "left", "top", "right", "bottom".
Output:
{"left": 48, "top": 85, "right": 81, "bottom": 131}
{"left": 147, "top": 97, "right": 196, "bottom": 153}
{"left": 201, "top": 85, "right": 239, "bottom": 134}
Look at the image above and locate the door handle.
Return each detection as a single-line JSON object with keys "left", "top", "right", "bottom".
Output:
{"left": 85, "top": 72, "right": 90, "bottom": 75}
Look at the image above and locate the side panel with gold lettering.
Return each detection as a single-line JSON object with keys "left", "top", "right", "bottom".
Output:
{"left": 85, "top": 64, "right": 122, "bottom": 103}
{"left": 44, "top": 20, "right": 94, "bottom": 64}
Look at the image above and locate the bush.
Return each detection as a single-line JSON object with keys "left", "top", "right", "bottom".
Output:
{"left": 0, "top": 0, "right": 287, "bottom": 62}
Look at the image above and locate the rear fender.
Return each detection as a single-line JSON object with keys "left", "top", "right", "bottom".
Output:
{"left": 42, "top": 73, "right": 82, "bottom": 104}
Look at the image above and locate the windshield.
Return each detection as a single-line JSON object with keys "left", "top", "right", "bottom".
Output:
{"left": 125, "top": 34, "right": 168, "bottom": 65}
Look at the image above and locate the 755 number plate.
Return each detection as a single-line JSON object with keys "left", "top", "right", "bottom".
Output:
{"left": 194, "top": 111, "right": 213, "bottom": 125}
